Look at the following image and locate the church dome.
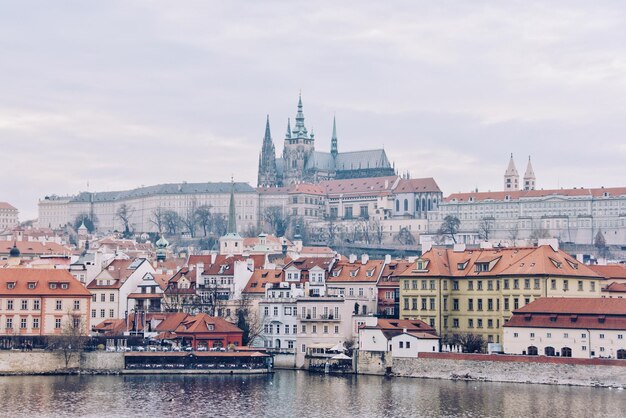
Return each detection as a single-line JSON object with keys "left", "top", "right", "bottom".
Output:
{"left": 9, "top": 243, "right": 20, "bottom": 258}
{"left": 156, "top": 235, "right": 169, "bottom": 249}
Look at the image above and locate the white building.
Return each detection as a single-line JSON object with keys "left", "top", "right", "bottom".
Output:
{"left": 0, "top": 202, "right": 19, "bottom": 232}
{"left": 358, "top": 317, "right": 437, "bottom": 353}
{"left": 503, "top": 297, "right": 626, "bottom": 359}
{"left": 390, "top": 331, "right": 439, "bottom": 357}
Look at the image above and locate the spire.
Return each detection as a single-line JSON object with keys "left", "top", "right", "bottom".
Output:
{"left": 505, "top": 153, "right": 519, "bottom": 176}
{"left": 293, "top": 92, "right": 307, "bottom": 137}
{"left": 504, "top": 153, "right": 520, "bottom": 191}
{"left": 285, "top": 118, "right": 292, "bottom": 139}
{"left": 523, "top": 156, "right": 536, "bottom": 190}
{"left": 263, "top": 115, "right": 271, "bottom": 144}
{"left": 331, "top": 115, "right": 338, "bottom": 158}
{"left": 257, "top": 116, "right": 278, "bottom": 187}
{"left": 227, "top": 179, "right": 237, "bottom": 234}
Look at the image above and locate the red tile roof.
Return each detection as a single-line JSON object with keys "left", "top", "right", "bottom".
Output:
{"left": 87, "top": 258, "right": 147, "bottom": 289}
{"left": 0, "top": 202, "right": 17, "bottom": 210}
{"left": 393, "top": 178, "right": 441, "bottom": 193}
{"left": 0, "top": 240, "right": 71, "bottom": 256}
{"left": 319, "top": 176, "right": 398, "bottom": 197}
{"left": 605, "top": 282, "right": 626, "bottom": 293}
{"left": 445, "top": 186, "right": 626, "bottom": 203}
{"left": 0, "top": 268, "right": 91, "bottom": 297}
{"left": 588, "top": 264, "right": 626, "bottom": 280}
{"left": 328, "top": 259, "right": 384, "bottom": 283}
{"left": 285, "top": 257, "right": 335, "bottom": 272}
{"left": 398, "top": 246, "right": 599, "bottom": 278}
{"left": 243, "top": 269, "right": 283, "bottom": 294}
{"left": 505, "top": 298, "right": 626, "bottom": 330}
{"left": 288, "top": 183, "right": 326, "bottom": 195}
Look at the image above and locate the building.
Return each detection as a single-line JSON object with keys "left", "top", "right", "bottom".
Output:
{"left": 257, "top": 94, "right": 395, "bottom": 187}
{"left": 38, "top": 182, "right": 258, "bottom": 233}
{"left": 358, "top": 317, "right": 436, "bottom": 352}
{"left": 326, "top": 254, "right": 384, "bottom": 316}
{"left": 377, "top": 258, "right": 412, "bottom": 318}
{"left": 0, "top": 203, "right": 19, "bottom": 232}
{"left": 503, "top": 297, "right": 626, "bottom": 359}
{"left": 398, "top": 243, "right": 602, "bottom": 345}
{"left": 283, "top": 257, "right": 335, "bottom": 297}
{"left": 0, "top": 269, "right": 91, "bottom": 336}
{"left": 127, "top": 271, "right": 171, "bottom": 313}
{"left": 86, "top": 258, "right": 155, "bottom": 330}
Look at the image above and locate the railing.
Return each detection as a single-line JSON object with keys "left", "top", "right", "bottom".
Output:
{"left": 297, "top": 314, "right": 341, "bottom": 321}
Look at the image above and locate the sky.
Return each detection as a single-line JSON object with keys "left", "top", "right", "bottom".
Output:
{"left": 2, "top": 1, "right": 626, "bottom": 220}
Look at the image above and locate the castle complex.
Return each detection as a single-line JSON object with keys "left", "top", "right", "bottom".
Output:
{"left": 257, "top": 95, "right": 395, "bottom": 187}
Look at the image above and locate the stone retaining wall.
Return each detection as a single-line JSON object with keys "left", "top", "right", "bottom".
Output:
{"left": 357, "top": 351, "right": 626, "bottom": 388}
{"left": 0, "top": 351, "right": 124, "bottom": 374}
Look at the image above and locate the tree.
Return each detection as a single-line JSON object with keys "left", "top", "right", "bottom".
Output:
{"left": 58, "top": 312, "right": 86, "bottom": 368}
{"left": 326, "top": 219, "right": 338, "bottom": 246}
{"left": 236, "top": 298, "right": 265, "bottom": 346}
{"left": 529, "top": 227, "right": 550, "bottom": 242}
{"left": 394, "top": 227, "right": 415, "bottom": 245}
{"left": 508, "top": 224, "right": 519, "bottom": 242}
{"left": 163, "top": 210, "right": 181, "bottom": 235}
{"left": 370, "top": 219, "right": 384, "bottom": 245}
{"left": 150, "top": 207, "right": 166, "bottom": 233}
{"left": 595, "top": 229, "right": 608, "bottom": 258}
{"left": 263, "top": 206, "right": 290, "bottom": 237}
{"left": 194, "top": 205, "right": 213, "bottom": 237}
{"left": 450, "top": 333, "right": 485, "bottom": 353}
{"left": 478, "top": 217, "right": 494, "bottom": 241}
{"left": 437, "top": 215, "right": 460, "bottom": 244}
{"left": 212, "top": 214, "right": 228, "bottom": 236}
{"left": 116, "top": 204, "right": 135, "bottom": 238}
{"left": 181, "top": 199, "right": 199, "bottom": 237}
{"left": 73, "top": 213, "right": 98, "bottom": 233}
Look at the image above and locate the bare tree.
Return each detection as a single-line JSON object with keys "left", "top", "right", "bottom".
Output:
{"left": 508, "top": 224, "right": 520, "bottom": 242}
{"left": 450, "top": 333, "right": 485, "bottom": 353}
{"left": 326, "top": 219, "right": 338, "bottom": 246}
{"left": 437, "top": 215, "right": 461, "bottom": 244}
{"left": 150, "top": 207, "right": 166, "bottom": 233}
{"left": 394, "top": 227, "right": 415, "bottom": 245}
{"left": 478, "top": 217, "right": 494, "bottom": 241}
{"left": 181, "top": 199, "right": 198, "bottom": 237}
{"left": 58, "top": 312, "right": 86, "bottom": 368}
{"left": 529, "top": 226, "right": 550, "bottom": 243}
{"left": 370, "top": 219, "right": 384, "bottom": 245}
{"left": 264, "top": 206, "right": 290, "bottom": 237}
{"left": 212, "top": 214, "right": 228, "bottom": 236}
{"left": 163, "top": 210, "right": 181, "bottom": 235}
{"left": 73, "top": 213, "right": 98, "bottom": 233}
{"left": 194, "top": 205, "right": 213, "bottom": 237}
{"left": 116, "top": 203, "right": 135, "bottom": 238}
{"left": 595, "top": 229, "right": 609, "bottom": 258}
{"left": 236, "top": 297, "right": 265, "bottom": 346}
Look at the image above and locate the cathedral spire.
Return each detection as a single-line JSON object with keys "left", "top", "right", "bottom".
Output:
{"left": 257, "top": 115, "right": 278, "bottom": 187}
{"left": 504, "top": 153, "right": 520, "bottom": 191}
{"left": 227, "top": 178, "right": 237, "bottom": 234}
{"left": 293, "top": 92, "right": 307, "bottom": 137}
{"left": 331, "top": 115, "right": 338, "bottom": 158}
{"left": 285, "top": 118, "right": 292, "bottom": 139}
{"left": 523, "top": 156, "right": 536, "bottom": 190}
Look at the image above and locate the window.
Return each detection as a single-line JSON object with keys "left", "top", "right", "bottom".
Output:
{"left": 421, "top": 280, "right": 427, "bottom": 290}
{"left": 421, "top": 298, "right": 427, "bottom": 310}
{"left": 453, "top": 318, "right": 459, "bottom": 328}
{"left": 109, "top": 309, "right": 114, "bottom": 318}
{"left": 477, "top": 281, "right": 483, "bottom": 290}
{"left": 524, "top": 279, "right": 530, "bottom": 289}
{"left": 100, "top": 309, "right": 105, "bottom": 318}
{"left": 274, "top": 307, "right": 279, "bottom": 316}
{"left": 513, "top": 279, "right": 519, "bottom": 289}
{"left": 411, "top": 280, "right": 418, "bottom": 290}
{"left": 468, "top": 319, "right": 474, "bottom": 328}
{"left": 429, "top": 280, "right": 436, "bottom": 290}
{"left": 406, "top": 341, "right": 411, "bottom": 349}
{"left": 590, "top": 282, "right": 596, "bottom": 292}
{"left": 563, "top": 280, "right": 569, "bottom": 291}
{"left": 429, "top": 318, "right": 435, "bottom": 327}
{"left": 403, "top": 280, "right": 409, "bottom": 290}
{"left": 504, "top": 298, "right": 509, "bottom": 311}
{"left": 403, "top": 298, "right": 409, "bottom": 310}
{"left": 564, "top": 333, "right": 569, "bottom": 338}
{"left": 399, "top": 341, "right": 404, "bottom": 348}
{"left": 323, "top": 325, "right": 328, "bottom": 334}
{"left": 551, "top": 279, "right": 556, "bottom": 290}
{"left": 33, "top": 300, "right": 40, "bottom": 310}
{"left": 468, "top": 281, "right": 474, "bottom": 290}
{"left": 452, "top": 281, "right": 459, "bottom": 291}
{"left": 581, "top": 333, "right": 587, "bottom": 339}
{"left": 56, "top": 300, "right": 62, "bottom": 310}
{"left": 33, "top": 318, "right": 39, "bottom": 329}
{"left": 92, "top": 294, "right": 96, "bottom": 302}
{"left": 74, "top": 300, "right": 80, "bottom": 310}
{"left": 101, "top": 293, "right": 105, "bottom": 302}
{"left": 503, "top": 279, "right": 509, "bottom": 289}
{"left": 334, "top": 326, "right": 339, "bottom": 334}
{"left": 477, "top": 319, "right": 483, "bottom": 328}
{"left": 293, "top": 325, "right": 297, "bottom": 334}
{"left": 21, "top": 300, "right": 28, "bottom": 310}
{"left": 453, "top": 299, "right": 459, "bottom": 311}
{"left": 487, "top": 280, "right": 493, "bottom": 290}
{"left": 599, "top": 334, "right": 605, "bottom": 339}
{"left": 91, "top": 309, "right": 96, "bottom": 318}
{"left": 477, "top": 299, "right": 483, "bottom": 311}
{"left": 578, "top": 281, "right": 583, "bottom": 291}
{"left": 412, "top": 298, "right": 418, "bottom": 310}
{"left": 358, "top": 288, "right": 364, "bottom": 297}
{"left": 20, "top": 318, "right": 27, "bottom": 329}
{"left": 547, "top": 333, "right": 552, "bottom": 338}
{"left": 468, "top": 299, "right": 474, "bottom": 311}
{"left": 55, "top": 318, "right": 61, "bottom": 329}
{"left": 301, "top": 344, "right": 306, "bottom": 353}
{"left": 312, "top": 325, "right": 317, "bottom": 334}
{"left": 6, "top": 318, "right": 13, "bottom": 329}
{"left": 429, "top": 298, "right": 435, "bottom": 310}
{"left": 7, "top": 300, "right": 13, "bottom": 310}
{"left": 514, "top": 332, "right": 519, "bottom": 338}
{"left": 534, "top": 279, "right": 540, "bottom": 289}
{"left": 487, "top": 319, "right": 493, "bottom": 328}
{"left": 301, "top": 325, "right": 306, "bottom": 333}
{"left": 487, "top": 299, "right": 493, "bottom": 311}
{"left": 530, "top": 332, "right": 535, "bottom": 338}
{"left": 514, "top": 298, "right": 519, "bottom": 310}
{"left": 110, "top": 293, "right": 115, "bottom": 302}
{"left": 264, "top": 306, "right": 269, "bottom": 317}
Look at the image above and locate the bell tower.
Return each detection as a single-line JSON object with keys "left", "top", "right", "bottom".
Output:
{"left": 282, "top": 93, "right": 315, "bottom": 185}
{"left": 504, "top": 153, "right": 519, "bottom": 191}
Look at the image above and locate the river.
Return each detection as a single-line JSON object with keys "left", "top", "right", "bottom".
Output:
{"left": 0, "top": 371, "right": 624, "bottom": 417}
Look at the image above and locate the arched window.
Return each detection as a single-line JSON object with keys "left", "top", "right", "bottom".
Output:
{"left": 404, "top": 199, "right": 408, "bottom": 212}
{"left": 416, "top": 199, "right": 420, "bottom": 211}
{"left": 617, "top": 349, "right": 626, "bottom": 359}
{"left": 561, "top": 347, "right": 572, "bottom": 357}
{"left": 422, "top": 198, "right": 426, "bottom": 212}
{"left": 396, "top": 200, "right": 400, "bottom": 212}
{"left": 428, "top": 199, "right": 432, "bottom": 211}
{"left": 527, "top": 346, "right": 538, "bottom": 356}
{"left": 544, "top": 346, "right": 555, "bottom": 357}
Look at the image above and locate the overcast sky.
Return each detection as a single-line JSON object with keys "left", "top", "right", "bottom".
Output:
{"left": 2, "top": 1, "right": 626, "bottom": 220}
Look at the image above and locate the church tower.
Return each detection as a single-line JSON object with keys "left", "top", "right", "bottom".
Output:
{"left": 523, "top": 156, "right": 536, "bottom": 190}
{"left": 257, "top": 115, "right": 278, "bottom": 187}
{"left": 219, "top": 180, "right": 243, "bottom": 256}
{"left": 282, "top": 93, "right": 315, "bottom": 185}
{"left": 330, "top": 116, "right": 338, "bottom": 158}
{"left": 504, "top": 153, "right": 519, "bottom": 191}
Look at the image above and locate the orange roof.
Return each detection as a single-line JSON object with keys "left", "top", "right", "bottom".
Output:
{"left": 0, "top": 240, "right": 70, "bottom": 255}
{"left": 604, "top": 282, "right": 626, "bottom": 293}
{"left": 174, "top": 313, "right": 242, "bottom": 334}
{"left": 398, "top": 245, "right": 600, "bottom": 278}
{"left": 514, "top": 297, "right": 626, "bottom": 315}
{"left": 380, "top": 260, "right": 413, "bottom": 284}
{"left": 0, "top": 202, "right": 17, "bottom": 210}
{"left": 285, "top": 257, "right": 334, "bottom": 272}
{"left": 299, "top": 246, "right": 334, "bottom": 255}
{"left": 319, "top": 176, "right": 398, "bottom": 198}
{"left": 288, "top": 183, "right": 326, "bottom": 195}
{"left": 393, "top": 178, "right": 441, "bottom": 193}
{"left": 328, "top": 259, "right": 384, "bottom": 283}
{"left": 256, "top": 186, "right": 290, "bottom": 195}
{"left": 243, "top": 269, "right": 283, "bottom": 294}
{"left": 188, "top": 254, "right": 260, "bottom": 275}
{"left": 87, "top": 258, "right": 148, "bottom": 289}
{"left": 445, "top": 186, "right": 626, "bottom": 203}
{"left": 0, "top": 268, "right": 91, "bottom": 297}
{"left": 588, "top": 264, "right": 626, "bottom": 280}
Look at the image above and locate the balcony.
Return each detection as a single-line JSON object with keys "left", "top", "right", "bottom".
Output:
{"left": 297, "top": 314, "right": 341, "bottom": 322}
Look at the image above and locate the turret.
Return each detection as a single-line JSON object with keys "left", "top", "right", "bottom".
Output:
{"left": 523, "top": 156, "right": 536, "bottom": 191}
{"left": 257, "top": 115, "right": 278, "bottom": 187}
{"left": 331, "top": 116, "right": 338, "bottom": 158}
{"left": 504, "top": 153, "right": 519, "bottom": 191}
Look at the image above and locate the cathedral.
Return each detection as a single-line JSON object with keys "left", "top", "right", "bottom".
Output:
{"left": 257, "top": 95, "right": 395, "bottom": 187}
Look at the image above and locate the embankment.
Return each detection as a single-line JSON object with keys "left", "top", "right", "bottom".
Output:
{"left": 0, "top": 351, "right": 124, "bottom": 375}
{"left": 357, "top": 352, "right": 626, "bottom": 388}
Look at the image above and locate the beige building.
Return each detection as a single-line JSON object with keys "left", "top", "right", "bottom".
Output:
{"left": 504, "top": 298, "right": 626, "bottom": 359}
{"left": 0, "top": 269, "right": 91, "bottom": 336}
{"left": 398, "top": 243, "right": 602, "bottom": 345}
{"left": 0, "top": 202, "right": 19, "bottom": 232}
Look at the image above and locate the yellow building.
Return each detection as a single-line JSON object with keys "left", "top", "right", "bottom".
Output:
{"left": 398, "top": 244, "right": 602, "bottom": 344}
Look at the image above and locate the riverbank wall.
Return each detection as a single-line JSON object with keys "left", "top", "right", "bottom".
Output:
{"left": 357, "top": 352, "right": 626, "bottom": 388}
{"left": 0, "top": 351, "right": 124, "bottom": 375}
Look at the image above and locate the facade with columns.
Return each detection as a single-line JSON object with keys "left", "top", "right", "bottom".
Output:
{"left": 257, "top": 94, "right": 395, "bottom": 187}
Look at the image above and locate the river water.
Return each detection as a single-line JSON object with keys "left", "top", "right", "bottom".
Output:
{"left": 0, "top": 371, "right": 624, "bottom": 417}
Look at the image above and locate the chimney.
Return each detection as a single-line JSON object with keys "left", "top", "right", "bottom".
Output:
{"left": 453, "top": 243, "right": 466, "bottom": 252}
{"left": 196, "top": 263, "right": 204, "bottom": 283}
{"left": 247, "top": 258, "right": 254, "bottom": 271}
{"left": 538, "top": 238, "right": 559, "bottom": 252}
{"left": 421, "top": 241, "right": 432, "bottom": 253}
{"left": 211, "top": 253, "right": 216, "bottom": 264}
{"left": 479, "top": 242, "right": 493, "bottom": 249}
{"left": 361, "top": 254, "right": 369, "bottom": 265}
{"left": 349, "top": 254, "right": 357, "bottom": 263}
{"left": 384, "top": 254, "right": 391, "bottom": 264}
{"left": 403, "top": 328, "right": 407, "bottom": 333}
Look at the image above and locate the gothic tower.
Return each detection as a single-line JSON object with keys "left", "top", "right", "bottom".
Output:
{"left": 504, "top": 153, "right": 519, "bottom": 191}
{"left": 330, "top": 116, "right": 338, "bottom": 159}
{"left": 523, "top": 156, "right": 536, "bottom": 191}
{"left": 257, "top": 115, "right": 278, "bottom": 187}
{"left": 282, "top": 93, "right": 315, "bottom": 185}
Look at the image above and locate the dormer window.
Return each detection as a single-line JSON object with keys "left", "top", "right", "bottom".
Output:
{"left": 27, "top": 282, "right": 36, "bottom": 289}
{"left": 7, "top": 282, "right": 15, "bottom": 289}
{"left": 416, "top": 259, "right": 429, "bottom": 271}
{"left": 475, "top": 263, "right": 489, "bottom": 272}
{"left": 457, "top": 260, "right": 469, "bottom": 270}
{"left": 61, "top": 283, "right": 69, "bottom": 290}
{"left": 549, "top": 258, "right": 562, "bottom": 269}
{"left": 49, "top": 283, "right": 57, "bottom": 289}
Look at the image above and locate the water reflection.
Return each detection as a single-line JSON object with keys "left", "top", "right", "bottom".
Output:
{"left": 0, "top": 372, "right": 624, "bottom": 417}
